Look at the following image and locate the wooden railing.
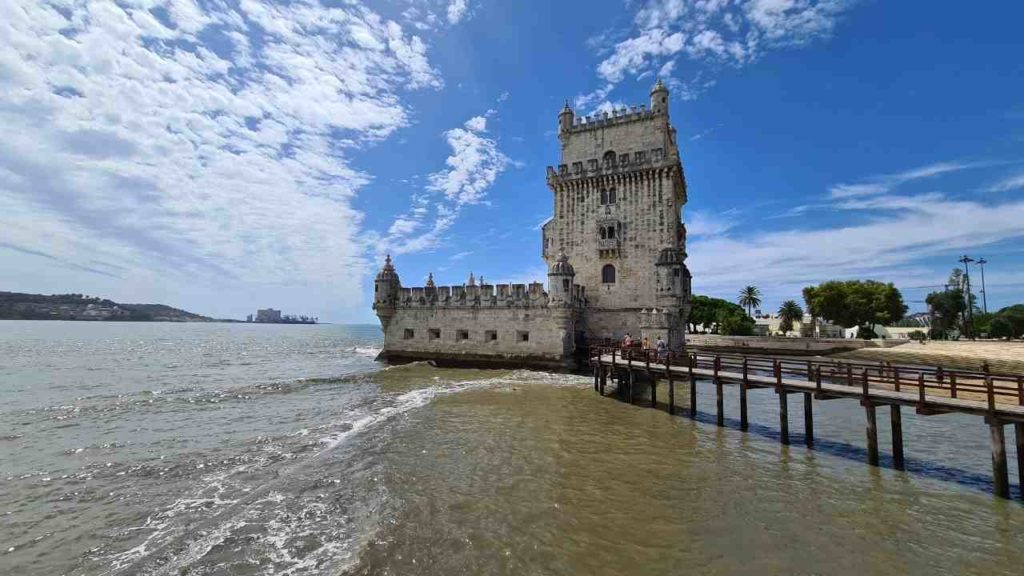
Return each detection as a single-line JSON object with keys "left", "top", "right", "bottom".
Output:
{"left": 590, "top": 347, "right": 1024, "bottom": 407}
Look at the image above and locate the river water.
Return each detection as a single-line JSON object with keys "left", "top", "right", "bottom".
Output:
{"left": 1, "top": 321, "right": 1022, "bottom": 575}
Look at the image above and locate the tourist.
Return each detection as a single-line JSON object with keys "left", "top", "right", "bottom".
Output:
{"left": 623, "top": 332, "right": 633, "bottom": 347}
{"left": 656, "top": 336, "right": 667, "bottom": 361}
{"left": 642, "top": 335, "right": 650, "bottom": 350}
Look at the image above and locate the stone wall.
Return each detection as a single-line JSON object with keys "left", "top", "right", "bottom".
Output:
{"left": 378, "top": 306, "right": 577, "bottom": 370}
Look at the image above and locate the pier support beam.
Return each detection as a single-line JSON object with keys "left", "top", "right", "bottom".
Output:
{"left": 864, "top": 401, "right": 879, "bottom": 467}
{"left": 1017, "top": 423, "right": 1024, "bottom": 501}
{"left": 715, "top": 377, "right": 724, "bottom": 427}
{"left": 622, "top": 366, "right": 630, "bottom": 403}
{"left": 803, "top": 392, "right": 814, "bottom": 448}
{"left": 668, "top": 372, "right": 675, "bottom": 416}
{"left": 740, "top": 360, "right": 749, "bottom": 431}
{"left": 599, "top": 367, "right": 606, "bottom": 396}
{"left": 989, "top": 420, "right": 1010, "bottom": 499}
{"left": 651, "top": 380, "right": 657, "bottom": 409}
{"left": 689, "top": 378, "right": 697, "bottom": 419}
{"left": 891, "top": 405, "right": 905, "bottom": 471}
{"left": 778, "top": 391, "right": 790, "bottom": 445}
{"left": 593, "top": 365, "right": 599, "bottom": 392}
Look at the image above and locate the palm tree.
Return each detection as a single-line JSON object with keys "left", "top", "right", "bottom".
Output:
{"left": 738, "top": 286, "right": 762, "bottom": 317}
{"left": 778, "top": 300, "right": 804, "bottom": 335}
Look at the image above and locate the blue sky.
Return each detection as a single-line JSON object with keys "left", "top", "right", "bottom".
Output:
{"left": 1, "top": 0, "right": 1023, "bottom": 322}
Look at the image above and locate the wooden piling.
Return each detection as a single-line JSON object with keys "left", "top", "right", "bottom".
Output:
{"left": 666, "top": 358, "right": 675, "bottom": 416}
{"left": 593, "top": 364, "right": 599, "bottom": 392}
{"left": 891, "top": 405, "right": 905, "bottom": 471}
{"left": 689, "top": 353, "right": 697, "bottom": 418}
{"left": 714, "top": 356, "right": 724, "bottom": 427}
{"left": 778, "top": 390, "right": 790, "bottom": 445}
{"left": 865, "top": 401, "right": 879, "bottom": 467}
{"left": 629, "top": 369, "right": 636, "bottom": 405}
{"left": 740, "top": 358, "right": 749, "bottom": 431}
{"left": 599, "top": 367, "right": 606, "bottom": 396}
{"left": 651, "top": 380, "right": 658, "bottom": 409}
{"left": 990, "top": 421, "right": 1010, "bottom": 499}
{"left": 803, "top": 392, "right": 814, "bottom": 448}
{"left": 1016, "top": 423, "right": 1024, "bottom": 501}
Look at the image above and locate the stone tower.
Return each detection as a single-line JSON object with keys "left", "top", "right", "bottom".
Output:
{"left": 543, "top": 80, "right": 690, "bottom": 348}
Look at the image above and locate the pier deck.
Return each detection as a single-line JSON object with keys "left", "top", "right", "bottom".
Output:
{"left": 592, "top": 349, "right": 1024, "bottom": 499}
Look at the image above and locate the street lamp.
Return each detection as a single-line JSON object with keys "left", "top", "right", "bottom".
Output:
{"left": 977, "top": 258, "right": 988, "bottom": 314}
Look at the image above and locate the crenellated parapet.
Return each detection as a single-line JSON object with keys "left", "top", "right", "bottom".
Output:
{"left": 394, "top": 281, "right": 586, "bottom": 309}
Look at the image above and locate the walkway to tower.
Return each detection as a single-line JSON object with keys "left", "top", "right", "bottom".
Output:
{"left": 590, "top": 347, "right": 1024, "bottom": 500}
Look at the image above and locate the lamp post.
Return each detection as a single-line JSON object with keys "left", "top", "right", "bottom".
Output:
{"left": 977, "top": 257, "right": 988, "bottom": 314}
{"left": 958, "top": 255, "right": 975, "bottom": 339}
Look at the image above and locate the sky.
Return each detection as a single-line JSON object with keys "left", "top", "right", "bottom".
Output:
{"left": 1, "top": 0, "right": 1023, "bottom": 323}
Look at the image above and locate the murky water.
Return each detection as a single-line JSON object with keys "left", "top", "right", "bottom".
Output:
{"left": 1, "top": 321, "right": 1021, "bottom": 575}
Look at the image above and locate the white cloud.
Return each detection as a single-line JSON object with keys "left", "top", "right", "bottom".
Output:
{"left": 380, "top": 112, "right": 509, "bottom": 255}
{"left": 0, "top": 0, "right": 442, "bottom": 319}
{"left": 463, "top": 115, "right": 487, "bottom": 132}
{"left": 687, "top": 209, "right": 737, "bottom": 237}
{"left": 829, "top": 161, "right": 987, "bottom": 198}
{"left": 592, "top": 0, "right": 854, "bottom": 98}
{"left": 427, "top": 116, "right": 509, "bottom": 206}
{"left": 688, "top": 165, "right": 1024, "bottom": 311}
{"left": 447, "top": 0, "right": 471, "bottom": 24}
{"left": 987, "top": 173, "right": 1024, "bottom": 193}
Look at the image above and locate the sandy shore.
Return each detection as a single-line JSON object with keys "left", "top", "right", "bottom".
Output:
{"left": 833, "top": 340, "right": 1024, "bottom": 374}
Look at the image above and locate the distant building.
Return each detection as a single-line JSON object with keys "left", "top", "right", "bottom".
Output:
{"left": 246, "top": 314, "right": 253, "bottom": 322}
{"left": 255, "top": 308, "right": 282, "bottom": 323}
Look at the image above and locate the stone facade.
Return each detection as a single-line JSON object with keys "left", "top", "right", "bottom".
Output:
{"left": 373, "top": 81, "right": 691, "bottom": 370}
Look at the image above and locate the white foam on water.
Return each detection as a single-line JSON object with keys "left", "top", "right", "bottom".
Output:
{"left": 105, "top": 373, "right": 522, "bottom": 576}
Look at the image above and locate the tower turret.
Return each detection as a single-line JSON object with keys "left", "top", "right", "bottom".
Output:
{"left": 373, "top": 254, "right": 401, "bottom": 329}
{"left": 650, "top": 78, "right": 669, "bottom": 115}
{"left": 547, "top": 250, "right": 576, "bottom": 307}
{"left": 558, "top": 99, "right": 574, "bottom": 134}
{"left": 651, "top": 247, "right": 688, "bottom": 351}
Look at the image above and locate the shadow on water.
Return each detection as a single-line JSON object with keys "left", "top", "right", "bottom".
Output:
{"left": 605, "top": 383, "right": 1022, "bottom": 500}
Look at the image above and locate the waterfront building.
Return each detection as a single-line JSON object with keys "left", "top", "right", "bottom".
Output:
{"left": 373, "top": 81, "right": 692, "bottom": 369}
{"left": 255, "top": 308, "right": 282, "bottom": 323}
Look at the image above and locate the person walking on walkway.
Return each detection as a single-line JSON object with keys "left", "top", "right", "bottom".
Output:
{"left": 642, "top": 336, "right": 650, "bottom": 351}
{"left": 623, "top": 333, "right": 633, "bottom": 348}
{"left": 656, "top": 336, "right": 667, "bottom": 361}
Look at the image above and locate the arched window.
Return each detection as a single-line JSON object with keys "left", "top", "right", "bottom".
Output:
{"left": 608, "top": 188, "right": 617, "bottom": 204}
{"left": 602, "top": 264, "right": 616, "bottom": 284}
{"left": 603, "top": 150, "right": 616, "bottom": 168}
{"left": 600, "top": 227, "right": 607, "bottom": 239}
{"left": 600, "top": 189, "right": 608, "bottom": 205}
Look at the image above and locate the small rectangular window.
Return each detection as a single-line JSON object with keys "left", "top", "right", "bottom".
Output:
{"left": 635, "top": 151, "right": 645, "bottom": 163}
{"left": 485, "top": 330, "right": 497, "bottom": 342}
{"left": 517, "top": 331, "right": 530, "bottom": 343}
{"left": 403, "top": 329, "right": 415, "bottom": 340}
{"left": 562, "top": 279, "right": 570, "bottom": 291}
{"left": 428, "top": 328, "right": 441, "bottom": 340}
{"left": 456, "top": 329, "right": 469, "bottom": 341}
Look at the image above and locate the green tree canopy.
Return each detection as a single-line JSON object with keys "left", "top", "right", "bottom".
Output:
{"left": 777, "top": 300, "right": 804, "bottom": 335}
{"left": 803, "top": 280, "right": 906, "bottom": 334}
{"left": 737, "top": 286, "right": 762, "bottom": 317}
{"left": 688, "top": 295, "right": 754, "bottom": 335}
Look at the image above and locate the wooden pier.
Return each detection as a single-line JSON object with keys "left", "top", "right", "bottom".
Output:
{"left": 591, "top": 348, "right": 1024, "bottom": 499}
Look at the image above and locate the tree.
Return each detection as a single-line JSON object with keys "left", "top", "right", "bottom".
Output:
{"left": 803, "top": 280, "right": 907, "bottom": 338}
{"left": 926, "top": 288, "right": 966, "bottom": 339}
{"left": 777, "top": 300, "right": 803, "bottom": 335}
{"left": 737, "top": 286, "right": 762, "bottom": 317}
{"left": 989, "top": 305, "right": 1024, "bottom": 339}
{"left": 688, "top": 295, "right": 753, "bottom": 334}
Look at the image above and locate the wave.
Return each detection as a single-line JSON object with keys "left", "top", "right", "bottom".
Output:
{"left": 102, "top": 372, "right": 522, "bottom": 576}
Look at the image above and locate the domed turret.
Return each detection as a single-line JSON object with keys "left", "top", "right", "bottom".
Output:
{"left": 549, "top": 250, "right": 576, "bottom": 276}
{"left": 650, "top": 78, "right": 669, "bottom": 115}
{"left": 547, "top": 250, "right": 576, "bottom": 307}
{"left": 558, "top": 99, "right": 574, "bottom": 133}
{"left": 373, "top": 255, "right": 401, "bottom": 324}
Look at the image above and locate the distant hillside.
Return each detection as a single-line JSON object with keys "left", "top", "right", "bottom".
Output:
{"left": 0, "top": 292, "right": 223, "bottom": 322}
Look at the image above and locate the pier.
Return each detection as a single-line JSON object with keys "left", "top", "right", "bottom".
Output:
{"left": 591, "top": 348, "right": 1024, "bottom": 499}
